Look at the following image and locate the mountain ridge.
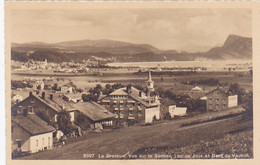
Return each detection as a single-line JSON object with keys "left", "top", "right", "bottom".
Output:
{"left": 11, "top": 34, "right": 252, "bottom": 63}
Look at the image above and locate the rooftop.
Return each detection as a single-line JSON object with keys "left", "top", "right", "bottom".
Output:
{"left": 12, "top": 114, "right": 55, "bottom": 135}
{"left": 73, "top": 102, "right": 115, "bottom": 122}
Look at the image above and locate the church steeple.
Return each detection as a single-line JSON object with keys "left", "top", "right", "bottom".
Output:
{"left": 146, "top": 70, "right": 154, "bottom": 97}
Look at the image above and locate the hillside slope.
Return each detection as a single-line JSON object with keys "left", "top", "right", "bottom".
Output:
{"left": 11, "top": 34, "right": 252, "bottom": 63}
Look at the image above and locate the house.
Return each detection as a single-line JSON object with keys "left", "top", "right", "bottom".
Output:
{"left": 11, "top": 94, "right": 23, "bottom": 103}
{"left": 61, "top": 85, "right": 73, "bottom": 94}
{"left": 73, "top": 102, "right": 115, "bottom": 130}
{"left": 11, "top": 91, "right": 113, "bottom": 131}
{"left": 11, "top": 92, "right": 77, "bottom": 124}
{"left": 191, "top": 86, "right": 203, "bottom": 92}
{"left": 168, "top": 105, "right": 187, "bottom": 118}
{"left": 63, "top": 93, "right": 83, "bottom": 103}
{"left": 205, "top": 87, "right": 238, "bottom": 111}
{"left": 160, "top": 98, "right": 176, "bottom": 118}
{"left": 98, "top": 71, "right": 160, "bottom": 125}
{"left": 11, "top": 109, "right": 55, "bottom": 153}
{"left": 33, "top": 80, "right": 44, "bottom": 90}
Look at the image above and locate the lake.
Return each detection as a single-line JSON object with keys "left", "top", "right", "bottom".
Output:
{"left": 107, "top": 60, "right": 252, "bottom": 69}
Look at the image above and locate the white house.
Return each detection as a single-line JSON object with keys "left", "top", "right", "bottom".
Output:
{"left": 33, "top": 80, "right": 44, "bottom": 90}
{"left": 61, "top": 85, "right": 73, "bottom": 94}
{"left": 11, "top": 112, "right": 56, "bottom": 153}
{"left": 168, "top": 105, "right": 187, "bottom": 118}
{"left": 12, "top": 94, "right": 23, "bottom": 103}
{"left": 191, "top": 86, "right": 203, "bottom": 92}
{"left": 145, "top": 106, "right": 160, "bottom": 123}
{"left": 63, "top": 93, "right": 82, "bottom": 103}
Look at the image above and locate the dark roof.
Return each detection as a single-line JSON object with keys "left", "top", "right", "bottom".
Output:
{"left": 73, "top": 102, "right": 115, "bottom": 122}
{"left": 205, "top": 87, "right": 229, "bottom": 96}
{"left": 99, "top": 87, "right": 159, "bottom": 108}
{"left": 12, "top": 114, "right": 55, "bottom": 135}
{"left": 188, "top": 91, "right": 208, "bottom": 99}
{"left": 12, "top": 92, "right": 78, "bottom": 114}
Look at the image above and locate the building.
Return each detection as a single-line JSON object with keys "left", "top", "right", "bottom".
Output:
{"left": 11, "top": 109, "right": 55, "bottom": 153}
{"left": 33, "top": 80, "right": 44, "bottom": 90}
{"left": 98, "top": 71, "right": 160, "bottom": 125}
{"left": 168, "top": 105, "right": 187, "bottom": 118}
{"left": 11, "top": 94, "right": 23, "bottom": 103}
{"left": 205, "top": 87, "right": 238, "bottom": 111}
{"left": 160, "top": 98, "right": 176, "bottom": 118}
{"left": 61, "top": 85, "right": 73, "bottom": 94}
{"left": 12, "top": 91, "right": 113, "bottom": 131}
{"left": 191, "top": 86, "right": 203, "bottom": 92}
{"left": 12, "top": 92, "right": 77, "bottom": 124}
{"left": 63, "top": 93, "right": 83, "bottom": 103}
{"left": 73, "top": 102, "right": 115, "bottom": 130}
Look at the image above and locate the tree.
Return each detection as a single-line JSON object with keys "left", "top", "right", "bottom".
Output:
{"left": 53, "top": 83, "right": 58, "bottom": 90}
{"left": 105, "top": 84, "right": 111, "bottom": 90}
{"left": 163, "top": 112, "right": 172, "bottom": 120}
{"left": 56, "top": 110, "right": 73, "bottom": 135}
{"left": 134, "top": 84, "right": 144, "bottom": 91}
{"left": 74, "top": 112, "right": 91, "bottom": 130}
{"left": 165, "top": 90, "right": 176, "bottom": 100}
{"left": 229, "top": 83, "right": 240, "bottom": 95}
{"left": 242, "top": 91, "right": 253, "bottom": 119}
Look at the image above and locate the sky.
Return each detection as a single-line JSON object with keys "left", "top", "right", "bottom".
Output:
{"left": 11, "top": 8, "right": 252, "bottom": 52}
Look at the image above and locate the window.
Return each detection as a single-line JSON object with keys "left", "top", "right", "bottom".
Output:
{"left": 223, "top": 104, "right": 226, "bottom": 108}
{"left": 48, "top": 137, "right": 50, "bottom": 147}
{"left": 17, "top": 141, "right": 21, "bottom": 148}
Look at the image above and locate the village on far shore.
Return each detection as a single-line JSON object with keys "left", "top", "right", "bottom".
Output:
{"left": 10, "top": 58, "right": 253, "bottom": 159}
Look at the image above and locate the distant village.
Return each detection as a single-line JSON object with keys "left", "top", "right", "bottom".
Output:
{"left": 12, "top": 58, "right": 253, "bottom": 73}
{"left": 10, "top": 59, "right": 253, "bottom": 159}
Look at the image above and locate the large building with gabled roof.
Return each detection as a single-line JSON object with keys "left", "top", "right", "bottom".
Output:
{"left": 98, "top": 71, "right": 160, "bottom": 125}
{"left": 11, "top": 91, "right": 115, "bottom": 131}
{"left": 205, "top": 87, "right": 238, "bottom": 111}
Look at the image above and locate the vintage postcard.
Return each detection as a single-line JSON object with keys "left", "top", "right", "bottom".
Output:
{"left": 4, "top": 1, "right": 260, "bottom": 165}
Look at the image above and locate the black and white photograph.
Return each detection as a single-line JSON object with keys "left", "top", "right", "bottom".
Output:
{"left": 5, "top": 1, "right": 256, "bottom": 162}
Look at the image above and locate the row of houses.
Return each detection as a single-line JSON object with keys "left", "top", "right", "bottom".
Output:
{"left": 11, "top": 71, "right": 239, "bottom": 154}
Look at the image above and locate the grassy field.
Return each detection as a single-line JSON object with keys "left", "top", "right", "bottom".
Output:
{"left": 20, "top": 110, "right": 253, "bottom": 159}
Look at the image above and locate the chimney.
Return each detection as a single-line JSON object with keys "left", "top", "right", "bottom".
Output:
{"left": 139, "top": 91, "right": 142, "bottom": 97}
{"left": 50, "top": 94, "right": 53, "bottom": 101}
{"left": 23, "top": 109, "right": 28, "bottom": 116}
{"left": 29, "top": 91, "right": 33, "bottom": 96}
{"left": 42, "top": 92, "right": 45, "bottom": 99}
{"left": 127, "top": 84, "right": 132, "bottom": 94}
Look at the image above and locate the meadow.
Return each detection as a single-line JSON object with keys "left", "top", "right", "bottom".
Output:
{"left": 19, "top": 111, "right": 252, "bottom": 159}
